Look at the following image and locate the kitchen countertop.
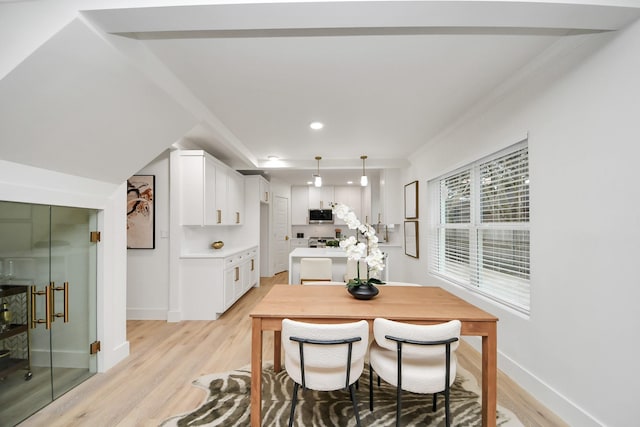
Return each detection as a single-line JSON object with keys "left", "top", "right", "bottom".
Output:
{"left": 289, "top": 247, "right": 348, "bottom": 258}
{"left": 181, "top": 245, "right": 257, "bottom": 259}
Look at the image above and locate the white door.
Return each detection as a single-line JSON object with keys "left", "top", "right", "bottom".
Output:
{"left": 273, "top": 195, "right": 289, "bottom": 274}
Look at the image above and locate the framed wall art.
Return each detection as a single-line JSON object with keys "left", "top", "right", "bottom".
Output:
{"left": 404, "top": 180, "right": 418, "bottom": 219}
{"left": 127, "top": 175, "right": 155, "bottom": 249}
{"left": 404, "top": 221, "right": 419, "bottom": 258}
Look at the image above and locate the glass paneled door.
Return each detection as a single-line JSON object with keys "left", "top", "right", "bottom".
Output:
{"left": 0, "top": 201, "right": 98, "bottom": 425}
{"left": 49, "top": 206, "right": 98, "bottom": 399}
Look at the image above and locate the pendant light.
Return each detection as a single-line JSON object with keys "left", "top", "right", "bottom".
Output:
{"left": 313, "top": 156, "right": 323, "bottom": 187}
{"left": 360, "top": 155, "right": 368, "bottom": 187}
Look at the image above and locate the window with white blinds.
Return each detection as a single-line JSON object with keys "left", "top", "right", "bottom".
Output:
{"left": 429, "top": 141, "right": 530, "bottom": 313}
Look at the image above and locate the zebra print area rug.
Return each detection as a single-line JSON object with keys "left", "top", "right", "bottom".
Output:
{"left": 160, "top": 364, "right": 522, "bottom": 426}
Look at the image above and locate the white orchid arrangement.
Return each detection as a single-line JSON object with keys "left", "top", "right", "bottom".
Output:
{"left": 331, "top": 203, "right": 385, "bottom": 288}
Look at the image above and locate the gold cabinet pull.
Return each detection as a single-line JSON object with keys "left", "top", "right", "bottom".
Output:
{"left": 234, "top": 266, "right": 240, "bottom": 282}
{"left": 251, "top": 259, "right": 254, "bottom": 271}
{"left": 265, "top": 192, "right": 269, "bottom": 202}
{"left": 51, "top": 281, "right": 69, "bottom": 323}
{"left": 30, "top": 285, "right": 51, "bottom": 330}
{"left": 235, "top": 212, "right": 240, "bottom": 224}
{"left": 217, "top": 209, "right": 222, "bottom": 224}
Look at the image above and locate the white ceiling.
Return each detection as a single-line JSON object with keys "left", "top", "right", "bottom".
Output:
{"left": 83, "top": 1, "right": 640, "bottom": 186}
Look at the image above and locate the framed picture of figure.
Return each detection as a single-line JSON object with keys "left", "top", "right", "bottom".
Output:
{"left": 127, "top": 175, "right": 155, "bottom": 249}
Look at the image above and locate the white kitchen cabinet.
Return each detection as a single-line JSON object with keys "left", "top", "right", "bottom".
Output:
{"left": 259, "top": 178, "right": 270, "bottom": 203}
{"left": 180, "top": 246, "right": 258, "bottom": 320}
{"left": 179, "top": 150, "right": 244, "bottom": 226}
{"left": 223, "top": 266, "right": 237, "bottom": 310}
{"left": 291, "top": 186, "right": 309, "bottom": 225}
{"left": 333, "top": 185, "right": 372, "bottom": 224}
{"left": 362, "top": 185, "right": 372, "bottom": 224}
{"left": 378, "top": 169, "right": 402, "bottom": 225}
{"left": 180, "top": 152, "right": 209, "bottom": 226}
{"left": 224, "top": 253, "right": 243, "bottom": 305}
{"left": 226, "top": 247, "right": 258, "bottom": 303}
{"left": 308, "top": 186, "right": 334, "bottom": 209}
{"left": 180, "top": 257, "right": 225, "bottom": 319}
{"left": 333, "top": 186, "right": 362, "bottom": 225}
{"left": 214, "top": 165, "right": 227, "bottom": 224}
{"left": 227, "top": 172, "right": 244, "bottom": 225}
{"left": 242, "top": 247, "right": 258, "bottom": 294}
{"left": 204, "top": 156, "right": 218, "bottom": 225}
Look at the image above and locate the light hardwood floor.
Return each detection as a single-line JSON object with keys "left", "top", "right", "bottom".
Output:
{"left": 18, "top": 273, "right": 567, "bottom": 427}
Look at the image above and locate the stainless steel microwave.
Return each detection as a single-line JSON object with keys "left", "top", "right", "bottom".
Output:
{"left": 308, "top": 209, "right": 333, "bottom": 224}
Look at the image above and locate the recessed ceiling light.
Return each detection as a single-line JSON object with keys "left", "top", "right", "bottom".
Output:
{"left": 347, "top": 181, "right": 354, "bottom": 185}
{"left": 267, "top": 155, "right": 279, "bottom": 161}
{"left": 309, "top": 121, "right": 324, "bottom": 130}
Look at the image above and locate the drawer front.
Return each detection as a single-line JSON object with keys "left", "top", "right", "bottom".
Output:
{"left": 224, "top": 254, "right": 244, "bottom": 268}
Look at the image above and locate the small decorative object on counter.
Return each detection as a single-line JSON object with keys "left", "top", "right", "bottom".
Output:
{"left": 335, "top": 228, "right": 342, "bottom": 238}
{"left": 211, "top": 241, "right": 224, "bottom": 250}
{"left": 331, "top": 203, "right": 385, "bottom": 300}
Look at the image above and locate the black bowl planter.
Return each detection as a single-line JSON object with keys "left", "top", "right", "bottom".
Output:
{"left": 347, "top": 283, "right": 380, "bottom": 300}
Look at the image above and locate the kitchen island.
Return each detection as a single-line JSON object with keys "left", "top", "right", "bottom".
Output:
{"left": 288, "top": 247, "right": 388, "bottom": 284}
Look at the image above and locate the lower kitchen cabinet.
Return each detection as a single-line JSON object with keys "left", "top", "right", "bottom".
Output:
{"left": 180, "top": 246, "right": 258, "bottom": 320}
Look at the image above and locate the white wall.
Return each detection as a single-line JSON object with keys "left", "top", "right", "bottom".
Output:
{"left": 127, "top": 151, "right": 171, "bottom": 320}
{"left": 402, "top": 20, "right": 640, "bottom": 426}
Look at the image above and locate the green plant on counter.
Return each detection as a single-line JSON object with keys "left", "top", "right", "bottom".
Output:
{"left": 326, "top": 240, "right": 339, "bottom": 247}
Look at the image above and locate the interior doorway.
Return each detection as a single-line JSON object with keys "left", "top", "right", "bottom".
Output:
{"left": 273, "top": 195, "right": 289, "bottom": 274}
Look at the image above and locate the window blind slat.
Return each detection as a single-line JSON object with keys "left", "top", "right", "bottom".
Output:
{"left": 429, "top": 142, "right": 530, "bottom": 313}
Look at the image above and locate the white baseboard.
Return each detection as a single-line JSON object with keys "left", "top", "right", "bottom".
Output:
{"left": 167, "top": 310, "right": 181, "bottom": 322}
{"left": 126, "top": 307, "right": 168, "bottom": 320}
{"left": 100, "top": 340, "right": 129, "bottom": 373}
{"left": 463, "top": 337, "right": 603, "bottom": 427}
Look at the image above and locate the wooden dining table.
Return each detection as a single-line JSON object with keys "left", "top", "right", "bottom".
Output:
{"left": 250, "top": 284, "right": 499, "bottom": 426}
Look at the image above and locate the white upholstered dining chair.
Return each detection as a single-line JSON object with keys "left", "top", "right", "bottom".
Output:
{"left": 299, "top": 257, "right": 332, "bottom": 284}
{"left": 282, "top": 318, "right": 369, "bottom": 427}
{"left": 369, "top": 318, "right": 461, "bottom": 427}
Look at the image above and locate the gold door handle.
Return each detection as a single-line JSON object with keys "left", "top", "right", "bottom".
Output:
{"left": 217, "top": 209, "right": 222, "bottom": 224}
{"left": 51, "top": 281, "right": 69, "bottom": 323}
{"left": 251, "top": 259, "right": 254, "bottom": 271}
{"left": 285, "top": 235, "right": 289, "bottom": 241}
{"left": 235, "top": 266, "right": 239, "bottom": 282}
{"left": 236, "top": 212, "right": 240, "bottom": 224}
{"left": 30, "top": 285, "right": 51, "bottom": 330}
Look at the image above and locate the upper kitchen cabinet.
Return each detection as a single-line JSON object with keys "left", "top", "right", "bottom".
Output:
{"left": 178, "top": 150, "right": 244, "bottom": 226}
{"left": 308, "top": 186, "right": 334, "bottom": 209}
{"left": 227, "top": 172, "right": 244, "bottom": 225}
{"left": 291, "top": 186, "right": 309, "bottom": 225}
{"left": 377, "top": 169, "right": 402, "bottom": 225}
{"left": 334, "top": 186, "right": 364, "bottom": 224}
{"left": 259, "top": 178, "right": 270, "bottom": 204}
